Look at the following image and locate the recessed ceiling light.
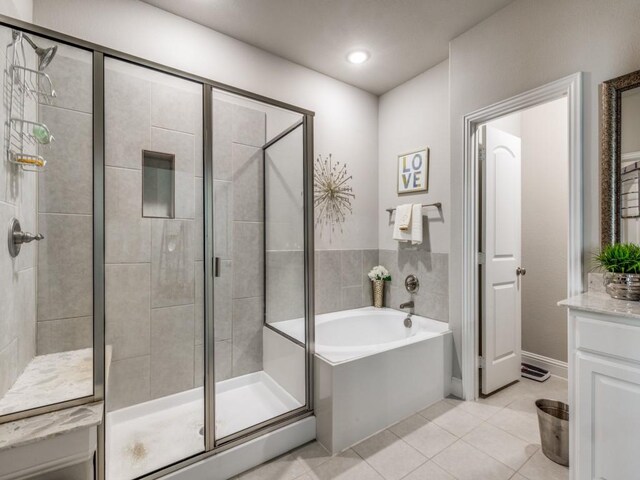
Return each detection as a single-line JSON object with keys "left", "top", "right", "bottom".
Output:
{"left": 347, "top": 50, "right": 370, "bottom": 65}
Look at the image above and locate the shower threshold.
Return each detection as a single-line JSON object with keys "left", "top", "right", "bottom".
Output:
{"left": 106, "top": 370, "right": 302, "bottom": 480}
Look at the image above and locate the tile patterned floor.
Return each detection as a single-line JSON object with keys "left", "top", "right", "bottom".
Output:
{"left": 235, "top": 376, "right": 569, "bottom": 480}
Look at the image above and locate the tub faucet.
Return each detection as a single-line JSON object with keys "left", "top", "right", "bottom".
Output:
{"left": 399, "top": 301, "right": 414, "bottom": 310}
{"left": 400, "top": 301, "right": 414, "bottom": 328}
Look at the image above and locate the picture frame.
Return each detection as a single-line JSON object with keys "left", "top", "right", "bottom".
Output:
{"left": 397, "top": 147, "right": 429, "bottom": 194}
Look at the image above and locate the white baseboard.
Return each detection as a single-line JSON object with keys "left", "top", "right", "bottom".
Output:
{"left": 449, "top": 377, "right": 463, "bottom": 399}
{"left": 522, "top": 351, "right": 567, "bottom": 379}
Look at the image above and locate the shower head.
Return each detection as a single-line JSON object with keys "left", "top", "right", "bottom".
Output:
{"left": 21, "top": 34, "right": 57, "bottom": 70}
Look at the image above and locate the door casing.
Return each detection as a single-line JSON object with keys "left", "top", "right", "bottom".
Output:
{"left": 461, "top": 73, "right": 584, "bottom": 401}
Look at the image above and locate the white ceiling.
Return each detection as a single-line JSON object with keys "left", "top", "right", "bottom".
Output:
{"left": 142, "top": 0, "right": 513, "bottom": 95}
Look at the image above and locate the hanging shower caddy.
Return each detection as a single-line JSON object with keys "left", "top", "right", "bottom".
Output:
{"left": 5, "top": 30, "right": 56, "bottom": 171}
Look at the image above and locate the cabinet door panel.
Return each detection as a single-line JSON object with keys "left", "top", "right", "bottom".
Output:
{"left": 576, "top": 352, "right": 640, "bottom": 480}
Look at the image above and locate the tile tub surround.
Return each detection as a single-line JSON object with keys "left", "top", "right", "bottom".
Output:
{"left": 237, "top": 376, "right": 568, "bottom": 480}
{"left": 314, "top": 249, "right": 379, "bottom": 315}
{"left": 379, "top": 249, "right": 449, "bottom": 322}
{"left": 104, "top": 58, "right": 204, "bottom": 412}
{"left": 312, "top": 248, "right": 446, "bottom": 319}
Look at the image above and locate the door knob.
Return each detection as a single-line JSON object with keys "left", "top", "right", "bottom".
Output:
{"left": 516, "top": 267, "right": 527, "bottom": 276}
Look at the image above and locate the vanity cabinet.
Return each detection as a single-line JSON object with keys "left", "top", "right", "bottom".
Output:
{"left": 567, "top": 307, "right": 640, "bottom": 480}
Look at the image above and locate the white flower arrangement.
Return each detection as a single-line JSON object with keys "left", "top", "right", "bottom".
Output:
{"left": 368, "top": 265, "right": 391, "bottom": 281}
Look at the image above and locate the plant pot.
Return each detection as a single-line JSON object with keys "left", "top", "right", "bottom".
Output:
{"left": 604, "top": 272, "right": 640, "bottom": 301}
{"left": 372, "top": 279, "right": 385, "bottom": 308}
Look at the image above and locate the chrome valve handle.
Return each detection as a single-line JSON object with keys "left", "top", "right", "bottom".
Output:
{"left": 8, "top": 218, "right": 44, "bottom": 258}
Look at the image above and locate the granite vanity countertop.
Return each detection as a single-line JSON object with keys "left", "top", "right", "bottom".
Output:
{"left": 0, "top": 401, "right": 103, "bottom": 451}
{"left": 559, "top": 291, "right": 640, "bottom": 321}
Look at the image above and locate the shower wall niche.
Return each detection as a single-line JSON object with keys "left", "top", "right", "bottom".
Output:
{"left": 104, "top": 58, "right": 204, "bottom": 410}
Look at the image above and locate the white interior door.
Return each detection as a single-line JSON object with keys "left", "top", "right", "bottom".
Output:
{"left": 481, "top": 124, "right": 522, "bottom": 395}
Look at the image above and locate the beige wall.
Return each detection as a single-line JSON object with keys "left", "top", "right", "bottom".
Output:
{"left": 0, "top": 0, "right": 32, "bottom": 22}
{"left": 520, "top": 98, "right": 569, "bottom": 363}
{"left": 378, "top": 59, "right": 450, "bottom": 254}
{"left": 449, "top": 0, "right": 640, "bottom": 375}
{"left": 376, "top": 60, "right": 450, "bottom": 321}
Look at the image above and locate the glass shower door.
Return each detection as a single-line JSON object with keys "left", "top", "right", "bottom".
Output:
{"left": 103, "top": 57, "right": 205, "bottom": 480}
{"left": 211, "top": 91, "right": 307, "bottom": 442}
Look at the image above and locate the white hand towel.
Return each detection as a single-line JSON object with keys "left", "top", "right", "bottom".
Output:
{"left": 410, "top": 203, "right": 422, "bottom": 245}
{"left": 392, "top": 203, "right": 423, "bottom": 245}
{"left": 396, "top": 204, "right": 413, "bottom": 231}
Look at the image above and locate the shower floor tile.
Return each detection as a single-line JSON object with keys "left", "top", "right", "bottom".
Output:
{"left": 106, "top": 370, "right": 301, "bottom": 480}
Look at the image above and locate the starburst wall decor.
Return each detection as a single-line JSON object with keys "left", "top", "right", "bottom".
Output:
{"left": 314, "top": 153, "right": 355, "bottom": 237}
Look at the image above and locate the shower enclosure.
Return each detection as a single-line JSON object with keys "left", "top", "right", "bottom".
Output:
{"left": 0, "top": 18, "right": 314, "bottom": 480}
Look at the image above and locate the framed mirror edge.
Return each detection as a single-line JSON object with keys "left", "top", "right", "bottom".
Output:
{"left": 600, "top": 68, "right": 640, "bottom": 247}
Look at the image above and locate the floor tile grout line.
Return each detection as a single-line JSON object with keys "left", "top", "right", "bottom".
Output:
{"left": 350, "top": 433, "right": 422, "bottom": 480}
{"left": 396, "top": 458, "right": 440, "bottom": 480}
{"left": 469, "top": 418, "right": 542, "bottom": 463}
{"left": 459, "top": 420, "right": 540, "bottom": 473}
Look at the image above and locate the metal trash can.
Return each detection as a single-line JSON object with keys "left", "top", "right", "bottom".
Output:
{"left": 535, "top": 399, "right": 569, "bottom": 466}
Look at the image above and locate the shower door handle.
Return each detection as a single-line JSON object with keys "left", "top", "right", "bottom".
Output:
{"left": 214, "top": 257, "right": 220, "bottom": 277}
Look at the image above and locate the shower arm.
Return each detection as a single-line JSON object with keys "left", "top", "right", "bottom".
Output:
{"left": 21, "top": 33, "right": 38, "bottom": 51}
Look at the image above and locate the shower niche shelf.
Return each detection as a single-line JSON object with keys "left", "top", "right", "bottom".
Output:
{"left": 142, "top": 150, "right": 175, "bottom": 219}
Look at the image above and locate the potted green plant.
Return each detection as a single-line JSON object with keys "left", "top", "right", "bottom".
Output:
{"left": 594, "top": 243, "right": 640, "bottom": 300}
{"left": 367, "top": 265, "right": 392, "bottom": 308}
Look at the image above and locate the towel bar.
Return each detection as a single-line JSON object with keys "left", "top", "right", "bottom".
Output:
{"left": 385, "top": 202, "right": 441, "bottom": 214}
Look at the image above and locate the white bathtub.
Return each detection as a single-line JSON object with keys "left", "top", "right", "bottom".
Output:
{"left": 270, "top": 307, "right": 452, "bottom": 453}
{"left": 273, "top": 307, "right": 450, "bottom": 364}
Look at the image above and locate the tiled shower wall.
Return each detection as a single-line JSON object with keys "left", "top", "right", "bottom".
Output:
{"left": 104, "top": 60, "right": 203, "bottom": 411}
{"left": 36, "top": 41, "right": 94, "bottom": 355}
{"left": 212, "top": 98, "right": 266, "bottom": 381}
{"left": 0, "top": 28, "right": 37, "bottom": 397}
